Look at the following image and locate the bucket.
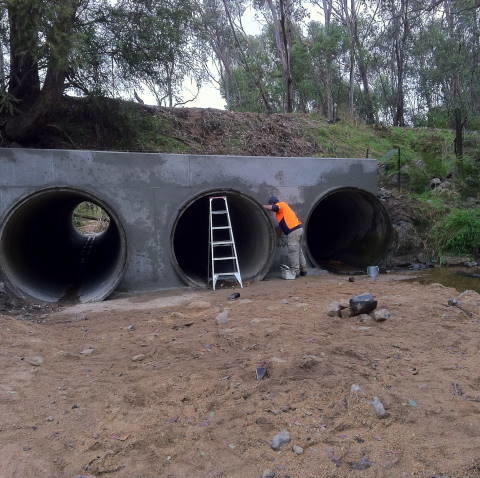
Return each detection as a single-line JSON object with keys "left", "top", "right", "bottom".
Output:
{"left": 367, "top": 266, "right": 379, "bottom": 279}
{"left": 280, "top": 264, "right": 296, "bottom": 280}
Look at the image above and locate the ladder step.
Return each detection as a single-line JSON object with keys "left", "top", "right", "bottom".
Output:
{"left": 212, "top": 226, "right": 231, "bottom": 230}
{"left": 212, "top": 241, "right": 233, "bottom": 246}
{"left": 211, "top": 210, "right": 228, "bottom": 214}
{"left": 214, "top": 256, "right": 236, "bottom": 260}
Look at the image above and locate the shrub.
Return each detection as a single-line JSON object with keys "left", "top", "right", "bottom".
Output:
{"left": 428, "top": 208, "right": 480, "bottom": 261}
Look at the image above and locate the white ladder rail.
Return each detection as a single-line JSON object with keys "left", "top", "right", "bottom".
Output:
{"left": 208, "top": 196, "right": 243, "bottom": 291}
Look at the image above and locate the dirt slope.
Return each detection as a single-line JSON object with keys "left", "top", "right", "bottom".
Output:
{"left": 1, "top": 275, "right": 480, "bottom": 478}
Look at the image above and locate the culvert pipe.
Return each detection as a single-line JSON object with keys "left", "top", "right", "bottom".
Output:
{"left": 172, "top": 191, "right": 275, "bottom": 287}
{"left": 0, "top": 188, "right": 127, "bottom": 303}
{"left": 305, "top": 187, "right": 392, "bottom": 269}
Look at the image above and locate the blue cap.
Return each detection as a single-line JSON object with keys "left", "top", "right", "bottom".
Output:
{"left": 268, "top": 196, "right": 279, "bottom": 205}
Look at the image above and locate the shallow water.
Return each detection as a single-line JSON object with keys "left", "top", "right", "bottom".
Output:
{"left": 406, "top": 267, "right": 480, "bottom": 294}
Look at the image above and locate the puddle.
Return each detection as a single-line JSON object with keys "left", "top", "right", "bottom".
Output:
{"left": 405, "top": 267, "right": 480, "bottom": 294}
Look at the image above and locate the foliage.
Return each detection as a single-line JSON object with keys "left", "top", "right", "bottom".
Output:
{"left": 428, "top": 209, "right": 480, "bottom": 261}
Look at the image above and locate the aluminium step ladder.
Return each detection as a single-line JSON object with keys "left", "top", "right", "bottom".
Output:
{"left": 208, "top": 196, "right": 243, "bottom": 290}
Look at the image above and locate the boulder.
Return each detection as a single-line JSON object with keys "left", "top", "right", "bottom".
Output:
{"left": 349, "top": 293, "right": 377, "bottom": 316}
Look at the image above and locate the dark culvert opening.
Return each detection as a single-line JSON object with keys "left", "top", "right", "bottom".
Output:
{"left": 306, "top": 187, "right": 392, "bottom": 270}
{"left": 0, "top": 189, "right": 126, "bottom": 303}
{"left": 172, "top": 191, "right": 275, "bottom": 287}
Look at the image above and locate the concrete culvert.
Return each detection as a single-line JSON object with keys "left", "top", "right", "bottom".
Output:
{"left": 0, "top": 188, "right": 127, "bottom": 303}
{"left": 172, "top": 191, "right": 275, "bottom": 287}
{"left": 306, "top": 187, "right": 392, "bottom": 269}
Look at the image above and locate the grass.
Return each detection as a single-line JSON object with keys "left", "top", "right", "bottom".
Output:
{"left": 428, "top": 208, "right": 480, "bottom": 262}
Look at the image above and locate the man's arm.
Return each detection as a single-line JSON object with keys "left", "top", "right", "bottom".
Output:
{"left": 263, "top": 204, "right": 280, "bottom": 212}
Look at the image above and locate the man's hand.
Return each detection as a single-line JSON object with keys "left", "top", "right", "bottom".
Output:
{"left": 263, "top": 205, "right": 273, "bottom": 211}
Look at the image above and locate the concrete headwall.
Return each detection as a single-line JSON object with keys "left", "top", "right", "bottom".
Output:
{"left": 0, "top": 148, "right": 387, "bottom": 302}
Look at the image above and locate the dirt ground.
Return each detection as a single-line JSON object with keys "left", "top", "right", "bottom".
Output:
{"left": 1, "top": 274, "right": 480, "bottom": 478}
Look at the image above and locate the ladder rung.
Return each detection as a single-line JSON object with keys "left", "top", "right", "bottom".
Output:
{"left": 210, "top": 196, "right": 227, "bottom": 200}
{"left": 212, "top": 241, "right": 233, "bottom": 246}
{"left": 214, "top": 273, "right": 238, "bottom": 277}
{"left": 214, "top": 256, "right": 236, "bottom": 260}
{"left": 211, "top": 210, "right": 227, "bottom": 214}
{"left": 212, "top": 226, "right": 231, "bottom": 230}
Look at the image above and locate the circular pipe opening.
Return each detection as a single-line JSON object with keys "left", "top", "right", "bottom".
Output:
{"left": 171, "top": 190, "right": 275, "bottom": 287}
{"left": 305, "top": 187, "right": 392, "bottom": 270}
{"left": 0, "top": 188, "right": 127, "bottom": 303}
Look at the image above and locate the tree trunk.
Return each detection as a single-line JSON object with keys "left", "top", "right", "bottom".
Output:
{"left": 5, "top": 1, "right": 77, "bottom": 141}
{"left": 265, "top": 0, "right": 293, "bottom": 113}
{"left": 323, "top": 0, "right": 334, "bottom": 121}
{"left": 7, "top": 0, "right": 41, "bottom": 108}
{"left": 348, "top": 49, "right": 355, "bottom": 117}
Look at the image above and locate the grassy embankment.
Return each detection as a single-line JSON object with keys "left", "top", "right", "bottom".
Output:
{"left": 29, "top": 96, "right": 480, "bottom": 260}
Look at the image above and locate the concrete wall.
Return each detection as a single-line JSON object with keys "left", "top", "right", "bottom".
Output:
{"left": 0, "top": 148, "right": 378, "bottom": 299}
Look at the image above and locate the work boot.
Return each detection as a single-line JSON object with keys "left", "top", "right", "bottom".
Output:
{"left": 299, "top": 269, "right": 307, "bottom": 277}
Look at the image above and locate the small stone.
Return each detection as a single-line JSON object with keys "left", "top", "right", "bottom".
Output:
{"left": 262, "top": 470, "right": 276, "bottom": 478}
{"left": 80, "top": 348, "right": 95, "bottom": 355}
{"left": 271, "top": 431, "right": 291, "bottom": 450}
{"left": 348, "top": 276, "right": 355, "bottom": 282}
{"left": 326, "top": 301, "right": 341, "bottom": 317}
{"left": 357, "top": 313, "right": 373, "bottom": 323}
{"left": 370, "top": 396, "right": 388, "bottom": 418}
{"left": 407, "top": 399, "right": 417, "bottom": 407}
{"left": 340, "top": 308, "right": 352, "bottom": 319}
{"left": 25, "top": 356, "right": 44, "bottom": 366}
{"left": 187, "top": 300, "right": 211, "bottom": 310}
{"left": 350, "top": 293, "right": 377, "bottom": 316}
{"left": 292, "top": 445, "right": 304, "bottom": 455}
{"left": 132, "top": 354, "right": 146, "bottom": 362}
{"left": 371, "top": 308, "right": 391, "bottom": 322}
{"left": 72, "top": 404, "right": 80, "bottom": 409}
{"left": 348, "top": 457, "right": 373, "bottom": 470}
{"left": 127, "top": 325, "right": 136, "bottom": 331}
{"left": 46, "top": 416, "right": 54, "bottom": 422}
{"left": 215, "top": 310, "right": 230, "bottom": 325}
{"left": 350, "top": 384, "right": 362, "bottom": 393}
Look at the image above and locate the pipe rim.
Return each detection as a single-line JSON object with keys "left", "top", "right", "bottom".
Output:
{"left": 304, "top": 186, "right": 393, "bottom": 268}
{"left": 0, "top": 186, "right": 128, "bottom": 303}
{"left": 170, "top": 188, "right": 276, "bottom": 288}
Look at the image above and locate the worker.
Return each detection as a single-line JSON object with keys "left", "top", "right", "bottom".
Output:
{"left": 263, "top": 196, "right": 307, "bottom": 277}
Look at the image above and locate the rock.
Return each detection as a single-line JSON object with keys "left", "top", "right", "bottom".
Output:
{"left": 292, "top": 445, "right": 304, "bottom": 455}
{"left": 299, "top": 355, "right": 320, "bottom": 369}
{"left": 370, "top": 396, "right": 388, "bottom": 418}
{"left": 132, "top": 354, "right": 146, "bottom": 362}
{"left": 348, "top": 457, "right": 373, "bottom": 470}
{"left": 350, "top": 384, "right": 362, "bottom": 393}
{"left": 25, "top": 356, "right": 44, "bottom": 366}
{"left": 464, "top": 261, "right": 478, "bottom": 268}
{"left": 215, "top": 310, "right": 230, "bottom": 325}
{"left": 371, "top": 308, "right": 391, "bottom": 322}
{"left": 348, "top": 276, "right": 355, "bottom": 282}
{"left": 340, "top": 308, "right": 352, "bottom": 319}
{"left": 80, "top": 348, "right": 95, "bottom": 355}
{"left": 187, "top": 300, "right": 211, "bottom": 310}
{"left": 357, "top": 313, "right": 373, "bottom": 323}
{"left": 271, "top": 431, "right": 291, "bottom": 450}
{"left": 349, "top": 293, "right": 377, "bottom": 316}
{"left": 326, "top": 301, "right": 341, "bottom": 317}
{"left": 262, "top": 470, "right": 276, "bottom": 478}
{"left": 127, "top": 325, "right": 136, "bottom": 331}
{"left": 430, "top": 178, "right": 441, "bottom": 189}
{"left": 46, "top": 416, "right": 54, "bottom": 422}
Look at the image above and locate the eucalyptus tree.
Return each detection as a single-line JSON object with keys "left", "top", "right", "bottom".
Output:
{"left": 3, "top": 0, "right": 198, "bottom": 142}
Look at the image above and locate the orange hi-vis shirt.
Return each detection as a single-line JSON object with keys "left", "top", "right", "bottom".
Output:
{"left": 271, "top": 201, "right": 302, "bottom": 235}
